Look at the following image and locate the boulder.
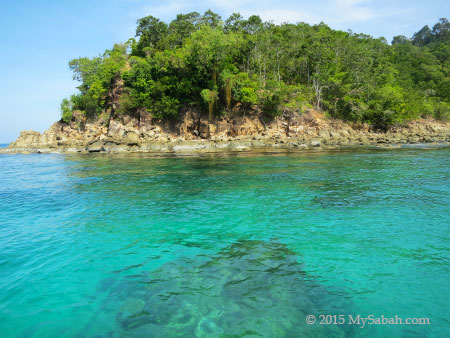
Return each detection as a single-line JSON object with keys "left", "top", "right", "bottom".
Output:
{"left": 87, "top": 141, "right": 105, "bottom": 152}
{"left": 108, "top": 120, "right": 125, "bottom": 138}
{"left": 124, "top": 132, "right": 140, "bottom": 146}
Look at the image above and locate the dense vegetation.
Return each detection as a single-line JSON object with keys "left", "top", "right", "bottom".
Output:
{"left": 62, "top": 11, "right": 450, "bottom": 129}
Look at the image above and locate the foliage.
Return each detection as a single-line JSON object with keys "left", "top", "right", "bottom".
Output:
{"left": 201, "top": 88, "right": 218, "bottom": 119}
{"left": 62, "top": 12, "right": 450, "bottom": 126}
{"left": 60, "top": 98, "right": 73, "bottom": 123}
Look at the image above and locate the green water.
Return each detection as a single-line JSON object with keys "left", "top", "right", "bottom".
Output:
{"left": 0, "top": 149, "right": 449, "bottom": 337}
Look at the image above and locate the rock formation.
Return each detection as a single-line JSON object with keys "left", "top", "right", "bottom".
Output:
{"left": 3, "top": 110, "right": 450, "bottom": 154}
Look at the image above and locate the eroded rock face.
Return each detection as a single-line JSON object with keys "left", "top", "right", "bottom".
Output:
{"left": 178, "top": 111, "right": 200, "bottom": 140}
{"left": 4, "top": 110, "right": 450, "bottom": 154}
{"left": 9, "top": 130, "right": 41, "bottom": 148}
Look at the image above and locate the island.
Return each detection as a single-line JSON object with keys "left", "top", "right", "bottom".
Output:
{"left": 3, "top": 11, "right": 450, "bottom": 154}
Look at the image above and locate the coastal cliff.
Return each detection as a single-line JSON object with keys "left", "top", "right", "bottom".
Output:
{"left": 3, "top": 110, "right": 450, "bottom": 154}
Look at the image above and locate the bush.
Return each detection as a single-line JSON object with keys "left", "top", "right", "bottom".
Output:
{"left": 60, "top": 98, "right": 73, "bottom": 123}
{"left": 151, "top": 96, "right": 180, "bottom": 119}
{"left": 370, "top": 110, "right": 397, "bottom": 130}
{"left": 433, "top": 101, "right": 450, "bottom": 121}
{"left": 116, "top": 93, "right": 133, "bottom": 115}
{"left": 233, "top": 73, "right": 259, "bottom": 109}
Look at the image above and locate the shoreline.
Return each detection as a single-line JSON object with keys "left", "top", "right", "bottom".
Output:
{"left": 1, "top": 138, "right": 449, "bottom": 155}
{"left": 3, "top": 110, "right": 449, "bottom": 155}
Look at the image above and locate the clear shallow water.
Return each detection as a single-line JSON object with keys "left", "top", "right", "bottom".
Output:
{"left": 0, "top": 149, "right": 449, "bottom": 337}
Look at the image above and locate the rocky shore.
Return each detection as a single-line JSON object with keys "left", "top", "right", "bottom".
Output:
{"left": 2, "top": 110, "right": 450, "bottom": 154}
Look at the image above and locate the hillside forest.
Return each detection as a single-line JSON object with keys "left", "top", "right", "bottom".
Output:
{"left": 61, "top": 11, "right": 450, "bottom": 129}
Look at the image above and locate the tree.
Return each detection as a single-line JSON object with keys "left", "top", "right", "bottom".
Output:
{"left": 63, "top": 13, "right": 450, "bottom": 125}
{"left": 168, "top": 12, "right": 201, "bottom": 47}
{"left": 60, "top": 98, "right": 73, "bottom": 123}
{"left": 201, "top": 88, "right": 218, "bottom": 119}
{"left": 392, "top": 35, "right": 410, "bottom": 45}
{"left": 412, "top": 25, "right": 433, "bottom": 46}
{"left": 68, "top": 44, "right": 128, "bottom": 117}
{"left": 132, "top": 15, "right": 168, "bottom": 56}
{"left": 199, "top": 10, "right": 222, "bottom": 28}
{"left": 224, "top": 13, "right": 245, "bottom": 33}
{"left": 432, "top": 18, "right": 450, "bottom": 42}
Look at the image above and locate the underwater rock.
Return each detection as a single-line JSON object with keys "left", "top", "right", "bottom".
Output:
{"left": 110, "top": 240, "right": 353, "bottom": 337}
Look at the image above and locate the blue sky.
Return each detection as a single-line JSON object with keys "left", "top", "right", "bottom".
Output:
{"left": 0, "top": 0, "right": 448, "bottom": 143}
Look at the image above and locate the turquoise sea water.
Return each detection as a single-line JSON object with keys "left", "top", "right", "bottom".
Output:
{"left": 0, "top": 149, "right": 449, "bottom": 337}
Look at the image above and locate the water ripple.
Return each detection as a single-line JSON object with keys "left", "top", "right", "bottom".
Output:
{"left": 0, "top": 149, "right": 449, "bottom": 337}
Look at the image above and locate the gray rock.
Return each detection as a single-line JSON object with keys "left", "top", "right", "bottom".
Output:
{"left": 87, "top": 141, "right": 105, "bottom": 152}
{"left": 124, "top": 132, "right": 140, "bottom": 146}
{"left": 108, "top": 120, "right": 125, "bottom": 138}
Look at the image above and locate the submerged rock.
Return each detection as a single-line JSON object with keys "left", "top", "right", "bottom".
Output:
{"left": 108, "top": 240, "right": 353, "bottom": 337}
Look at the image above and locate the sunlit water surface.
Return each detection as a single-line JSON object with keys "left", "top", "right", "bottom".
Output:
{"left": 0, "top": 149, "right": 449, "bottom": 337}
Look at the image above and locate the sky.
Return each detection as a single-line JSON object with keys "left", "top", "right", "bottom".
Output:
{"left": 0, "top": 0, "right": 448, "bottom": 143}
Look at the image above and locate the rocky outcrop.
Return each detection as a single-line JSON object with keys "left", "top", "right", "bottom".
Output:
{"left": 9, "top": 130, "right": 41, "bottom": 148}
{"left": 2, "top": 110, "right": 450, "bottom": 154}
{"left": 9, "top": 125, "right": 59, "bottom": 149}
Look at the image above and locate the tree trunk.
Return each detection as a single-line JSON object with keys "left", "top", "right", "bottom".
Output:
{"left": 312, "top": 77, "right": 322, "bottom": 110}
{"left": 208, "top": 102, "right": 213, "bottom": 120}
{"left": 226, "top": 79, "right": 232, "bottom": 109}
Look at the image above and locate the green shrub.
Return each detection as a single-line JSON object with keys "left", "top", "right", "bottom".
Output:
{"left": 60, "top": 98, "right": 73, "bottom": 123}
{"left": 433, "top": 101, "right": 450, "bottom": 121}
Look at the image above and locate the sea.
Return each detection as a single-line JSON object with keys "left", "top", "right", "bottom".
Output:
{"left": 0, "top": 148, "right": 449, "bottom": 337}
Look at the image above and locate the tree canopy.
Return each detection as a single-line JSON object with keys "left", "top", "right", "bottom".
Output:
{"left": 62, "top": 11, "right": 450, "bottom": 128}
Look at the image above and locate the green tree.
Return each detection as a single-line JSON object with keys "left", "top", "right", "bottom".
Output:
{"left": 60, "top": 98, "right": 73, "bottom": 123}
{"left": 64, "top": 13, "right": 450, "bottom": 126}
{"left": 132, "top": 16, "right": 168, "bottom": 56}
{"left": 201, "top": 88, "right": 218, "bottom": 119}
